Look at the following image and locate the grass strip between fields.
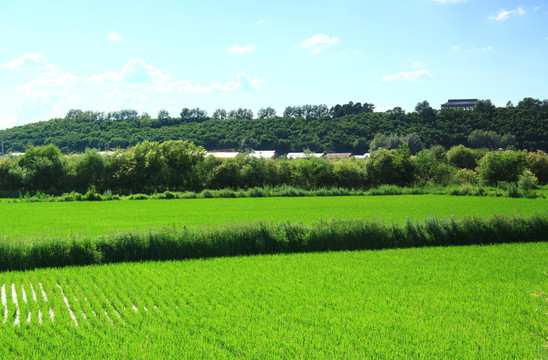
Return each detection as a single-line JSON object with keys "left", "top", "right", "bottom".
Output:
{"left": 1, "top": 213, "right": 546, "bottom": 272}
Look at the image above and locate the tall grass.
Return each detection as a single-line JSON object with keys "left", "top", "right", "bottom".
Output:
{"left": 0, "top": 213, "right": 546, "bottom": 272}
{"left": 2, "top": 184, "right": 545, "bottom": 203}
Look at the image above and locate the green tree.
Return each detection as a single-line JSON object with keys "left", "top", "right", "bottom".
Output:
{"left": 477, "top": 150, "right": 526, "bottom": 185}
{"left": 257, "top": 107, "right": 277, "bottom": 119}
{"left": 19, "top": 144, "right": 67, "bottom": 191}
{"left": 71, "top": 149, "right": 106, "bottom": 192}
{"left": 446, "top": 145, "right": 477, "bottom": 170}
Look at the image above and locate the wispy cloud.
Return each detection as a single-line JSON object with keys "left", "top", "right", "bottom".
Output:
{"left": 256, "top": 20, "right": 270, "bottom": 24}
{"left": 381, "top": 69, "right": 433, "bottom": 83}
{"left": 15, "top": 70, "right": 79, "bottom": 92}
{"left": 452, "top": 45, "right": 492, "bottom": 52}
{"left": 118, "top": 92, "right": 147, "bottom": 110}
{"left": 298, "top": 33, "right": 340, "bottom": 53}
{"left": 227, "top": 44, "right": 255, "bottom": 54}
{"left": 86, "top": 58, "right": 169, "bottom": 85}
{"left": 489, "top": 7, "right": 526, "bottom": 21}
{"left": 150, "top": 73, "right": 263, "bottom": 94}
{"left": 411, "top": 61, "right": 427, "bottom": 68}
{"left": 4, "top": 53, "right": 55, "bottom": 71}
{"left": 106, "top": 30, "right": 123, "bottom": 42}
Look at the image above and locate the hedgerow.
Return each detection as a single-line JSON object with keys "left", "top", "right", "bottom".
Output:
{"left": 0, "top": 213, "right": 546, "bottom": 272}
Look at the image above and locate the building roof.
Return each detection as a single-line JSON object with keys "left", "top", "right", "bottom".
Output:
{"left": 206, "top": 151, "right": 239, "bottom": 158}
{"left": 325, "top": 153, "right": 352, "bottom": 159}
{"left": 248, "top": 150, "right": 277, "bottom": 159}
{"left": 286, "top": 152, "right": 324, "bottom": 159}
{"left": 353, "top": 153, "right": 370, "bottom": 159}
{"left": 441, "top": 99, "right": 478, "bottom": 108}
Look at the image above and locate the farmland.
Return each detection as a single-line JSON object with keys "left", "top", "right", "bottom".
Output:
{"left": 1, "top": 195, "right": 546, "bottom": 238}
{"left": 0, "top": 194, "right": 546, "bottom": 358}
{"left": 0, "top": 242, "right": 546, "bottom": 359}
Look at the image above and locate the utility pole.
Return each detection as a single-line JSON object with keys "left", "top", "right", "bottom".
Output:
{"left": 1, "top": 130, "right": 4, "bottom": 157}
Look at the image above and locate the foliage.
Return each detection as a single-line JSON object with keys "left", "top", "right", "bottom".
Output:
{"left": 468, "top": 129, "right": 516, "bottom": 150}
{"left": 477, "top": 150, "right": 527, "bottom": 186}
{"left": 525, "top": 150, "right": 548, "bottom": 185}
{"left": 446, "top": 145, "right": 477, "bottom": 169}
{"left": 518, "top": 170, "right": 539, "bottom": 191}
{"left": 365, "top": 145, "right": 415, "bottom": 187}
{"left": 2, "top": 97, "right": 546, "bottom": 156}
{"left": 0, "top": 213, "right": 546, "bottom": 272}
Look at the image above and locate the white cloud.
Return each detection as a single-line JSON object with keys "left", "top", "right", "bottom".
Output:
{"left": 489, "top": 7, "right": 526, "bottom": 21}
{"left": 0, "top": 114, "right": 17, "bottom": 130}
{"left": 432, "top": 0, "right": 467, "bottom": 3}
{"left": 151, "top": 73, "right": 263, "bottom": 94}
{"left": 298, "top": 33, "right": 340, "bottom": 53}
{"left": 411, "top": 61, "right": 427, "bottom": 68}
{"left": 106, "top": 31, "right": 123, "bottom": 42}
{"left": 118, "top": 92, "right": 147, "bottom": 110}
{"left": 4, "top": 53, "right": 55, "bottom": 71}
{"left": 381, "top": 69, "right": 433, "bottom": 83}
{"left": 227, "top": 44, "right": 255, "bottom": 54}
{"left": 86, "top": 58, "right": 169, "bottom": 85}
{"left": 102, "top": 90, "right": 124, "bottom": 98}
{"left": 14, "top": 70, "right": 79, "bottom": 104}
{"left": 257, "top": 20, "right": 270, "bottom": 24}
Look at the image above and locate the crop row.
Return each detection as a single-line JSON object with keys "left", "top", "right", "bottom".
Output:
{"left": 0, "top": 213, "right": 546, "bottom": 272}
{"left": 0, "top": 243, "right": 546, "bottom": 359}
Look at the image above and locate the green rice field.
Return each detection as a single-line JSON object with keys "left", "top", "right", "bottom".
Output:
{"left": 1, "top": 195, "right": 546, "bottom": 238}
{"left": 0, "top": 242, "right": 546, "bottom": 359}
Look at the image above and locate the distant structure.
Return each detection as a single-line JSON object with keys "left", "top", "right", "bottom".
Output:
{"left": 441, "top": 99, "right": 478, "bottom": 110}
{"left": 1, "top": 131, "right": 4, "bottom": 157}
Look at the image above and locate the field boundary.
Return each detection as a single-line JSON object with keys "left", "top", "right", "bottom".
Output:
{"left": 0, "top": 213, "right": 546, "bottom": 272}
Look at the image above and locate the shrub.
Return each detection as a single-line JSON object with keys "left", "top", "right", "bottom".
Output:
{"left": 452, "top": 169, "right": 479, "bottom": 185}
{"left": 477, "top": 151, "right": 526, "bottom": 186}
{"left": 525, "top": 150, "right": 548, "bottom": 185}
{"left": 446, "top": 145, "right": 477, "bottom": 170}
{"left": 507, "top": 182, "right": 519, "bottom": 198}
{"left": 518, "top": 170, "right": 538, "bottom": 191}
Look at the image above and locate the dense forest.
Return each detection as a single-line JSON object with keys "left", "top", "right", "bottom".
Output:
{"left": 1, "top": 98, "right": 547, "bottom": 154}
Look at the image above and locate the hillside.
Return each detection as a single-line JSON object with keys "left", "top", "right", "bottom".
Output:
{"left": 2, "top": 100, "right": 547, "bottom": 153}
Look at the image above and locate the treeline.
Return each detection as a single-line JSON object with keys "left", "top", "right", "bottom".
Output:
{"left": 1, "top": 140, "right": 547, "bottom": 195}
{"left": 2, "top": 98, "right": 547, "bottom": 154}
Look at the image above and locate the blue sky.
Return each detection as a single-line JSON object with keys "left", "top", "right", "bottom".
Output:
{"left": 1, "top": 0, "right": 547, "bottom": 129}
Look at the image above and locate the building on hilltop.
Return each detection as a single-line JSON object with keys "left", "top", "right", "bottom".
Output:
{"left": 441, "top": 99, "right": 478, "bottom": 110}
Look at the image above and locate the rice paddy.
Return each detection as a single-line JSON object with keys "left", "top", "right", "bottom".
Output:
{"left": 0, "top": 242, "right": 546, "bottom": 359}
{"left": 1, "top": 195, "right": 546, "bottom": 238}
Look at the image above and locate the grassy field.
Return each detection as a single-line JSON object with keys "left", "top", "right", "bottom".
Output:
{"left": 1, "top": 195, "right": 546, "bottom": 238}
{"left": 0, "top": 242, "right": 546, "bottom": 359}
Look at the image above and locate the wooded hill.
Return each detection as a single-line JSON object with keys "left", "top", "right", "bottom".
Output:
{"left": 2, "top": 98, "right": 547, "bottom": 154}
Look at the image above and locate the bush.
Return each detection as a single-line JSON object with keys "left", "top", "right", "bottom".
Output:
{"left": 477, "top": 151, "right": 526, "bottom": 186}
{"left": 365, "top": 145, "right": 414, "bottom": 187}
{"left": 452, "top": 169, "right": 479, "bottom": 185}
{"left": 446, "top": 145, "right": 477, "bottom": 170}
{"left": 525, "top": 150, "right": 548, "bottom": 185}
{"left": 507, "top": 182, "right": 519, "bottom": 198}
{"left": 518, "top": 170, "right": 538, "bottom": 191}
